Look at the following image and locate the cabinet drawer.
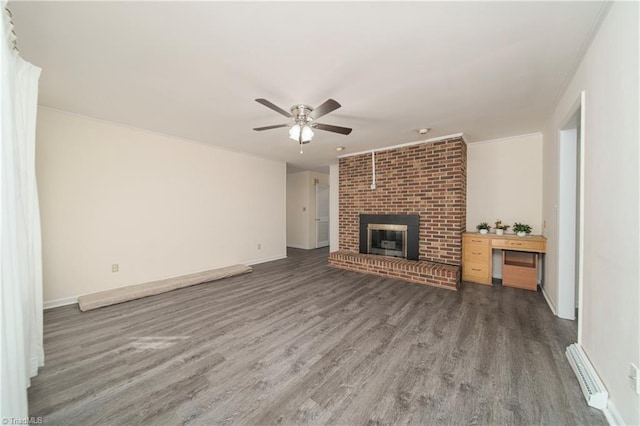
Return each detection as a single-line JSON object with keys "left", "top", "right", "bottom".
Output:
{"left": 464, "top": 244, "right": 490, "bottom": 261}
{"left": 463, "top": 261, "right": 490, "bottom": 279}
{"left": 463, "top": 235, "right": 489, "bottom": 246}
{"left": 492, "top": 239, "right": 545, "bottom": 252}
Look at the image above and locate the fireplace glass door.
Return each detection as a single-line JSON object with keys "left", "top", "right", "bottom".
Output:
{"left": 367, "top": 224, "right": 408, "bottom": 258}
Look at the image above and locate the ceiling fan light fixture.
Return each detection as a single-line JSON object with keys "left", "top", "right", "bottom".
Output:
{"left": 289, "top": 123, "right": 314, "bottom": 142}
{"left": 301, "top": 125, "right": 314, "bottom": 142}
{"left": 254, "top": 98, "right": 351, "bottom": 150}
{"left": 288, "top": 124, "right": 301, "bottom": 141}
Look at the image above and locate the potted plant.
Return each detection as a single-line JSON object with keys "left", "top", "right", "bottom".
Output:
{"left": 476, "top": 222, "right": 491, "bottom": 235}
{"left": 494, "top": 220, "right": 510, "bottom": 236}
{"left": 513, "top": 222, "right": 532, "bottom": 237}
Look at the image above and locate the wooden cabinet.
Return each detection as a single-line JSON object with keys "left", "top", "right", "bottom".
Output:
{"left": 462, "top": 232, "right": 546, "bottom": 289}
{"left": 462, "top": 234, "right": 491, "bottom": 285}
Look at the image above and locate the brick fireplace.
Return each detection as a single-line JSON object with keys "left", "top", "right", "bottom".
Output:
{"left": 328, "top": 135, "right": 467, "bottom": 290}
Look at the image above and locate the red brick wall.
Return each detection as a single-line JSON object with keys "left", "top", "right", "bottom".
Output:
{"left": 338, "top": 137, "right": 467, "bottom": 266}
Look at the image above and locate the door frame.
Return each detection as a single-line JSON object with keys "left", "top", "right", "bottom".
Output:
{"left": 315, "top": 183, "right": 330, "bottom": 248}
{"left": 556, "top": 91, "right": 586, "bottom": 341}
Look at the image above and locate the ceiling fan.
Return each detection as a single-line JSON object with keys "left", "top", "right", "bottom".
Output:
{"left": 253, "top": 98, "right": 352, "bottom": 153}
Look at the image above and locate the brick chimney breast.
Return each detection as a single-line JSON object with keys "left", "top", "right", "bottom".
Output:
{"left": 328, "top": 136, "right": 467, "bottom": 290}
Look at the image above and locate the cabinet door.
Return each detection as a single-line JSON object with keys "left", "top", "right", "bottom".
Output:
{"left": 502, "top": 251, "right": 538, "bottom": 290}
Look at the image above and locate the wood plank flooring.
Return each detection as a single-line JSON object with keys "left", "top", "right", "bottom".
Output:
{"left": 29, "top": 248, "right": 607, "bottom": 425}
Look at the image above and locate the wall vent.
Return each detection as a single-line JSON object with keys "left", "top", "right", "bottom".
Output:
{"left": 566, "top": 343, "right": 608, "bottom": 410}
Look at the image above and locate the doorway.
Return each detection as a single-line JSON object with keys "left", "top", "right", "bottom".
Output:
{"left": 557, "top": 92, "right": 585, "bottom": 335}
{"left": 315, "top": 184, "right": 330, "bottom": 248}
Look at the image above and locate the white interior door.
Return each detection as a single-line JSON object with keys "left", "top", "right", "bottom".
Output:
{"left": 316, "top": 184, "right": 330, "bottom": 248}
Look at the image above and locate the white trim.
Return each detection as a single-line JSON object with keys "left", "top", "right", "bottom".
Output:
{"left": 576, "top": 90, "right": 586, "bottom": 344}
{"left": 602, "top": 399, "right": 624, "bottom": 426}
{"left": 43, "top": 296, "right": 78, "bottom": 310}
{"left": 541, "top": 285, "right": 558, "bottom": 315}
{"left": 470, "top": 132, "right": 542, "bottom": 146}
{"left": 245, "top": 254, "right": 287, "bottom": 266}
{"left": 286, "top": 243, "right": 311, "bottom": 250}
{"left": 338, "top": 133, "right": 465, "bottom": 159}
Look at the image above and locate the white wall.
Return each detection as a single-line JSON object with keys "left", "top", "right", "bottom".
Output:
{"left": 467, "top": 133, "right": 543, "bottom": 278}
{"left": 467, "top": 133, "right": 543, "bottom": 234}
{"left": 542, "top": 2, "right": 639, "bottom": 423}
{"left": 286, "top": 171, "right": 329, "bottom": 249}
{"left": 37, "top": 108, "right": 287, "bottom": 304}
{"left": 329, "top": 164, "right": 339, "bottom": 252}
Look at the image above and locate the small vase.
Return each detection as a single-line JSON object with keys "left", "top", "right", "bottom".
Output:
{"left": 517, "top": 231, "right": 526, "bottom": 237}
{"left": 479, "top": 229, "right": 488, "bottom": 235}
{"left": 496, "top": 229, "right": 504, "bottom": 236}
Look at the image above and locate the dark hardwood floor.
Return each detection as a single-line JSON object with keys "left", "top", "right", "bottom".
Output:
{"left": 30, "top": 248, "right": 606, "bottom": 425}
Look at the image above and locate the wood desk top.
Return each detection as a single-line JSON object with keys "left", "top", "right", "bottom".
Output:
{"left": 463, "top": 232, "right": 547, "bottom": 253}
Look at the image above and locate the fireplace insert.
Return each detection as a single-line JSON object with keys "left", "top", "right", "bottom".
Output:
{"left": 359, "top": 214, "right": 419, "bottom": 260}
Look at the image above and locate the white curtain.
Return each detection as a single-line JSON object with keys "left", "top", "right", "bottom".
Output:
{"left": 1, "top": 1, "right": 43, "bottom": 419}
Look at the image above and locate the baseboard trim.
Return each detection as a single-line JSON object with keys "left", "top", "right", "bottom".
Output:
{"left": 44, "top": 296, "right": 78, "bottom": 310}
{"left": 540, "top": 286, "right": 558, "bottom": 315}
{"left": 603, "top": 398, "right": 624, "bottom": 425}
{"left": 286, "top": 243, "right": 312, "bottom": 250}
{"left": 245, "top": 254, "right": 287, "bottom": 266}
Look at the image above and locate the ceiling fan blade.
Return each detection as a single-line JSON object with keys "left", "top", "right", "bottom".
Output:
{"left": 310, "top": 99, "right": 341, "bottom": 119}
{"left": 312, "top": 123, "right": 352, "bottom": 135}
{"left": 255, "top": 98, "right": 292, "bottom": 118}
{"left": 253, "top": 124, "right": 289, "bottom": 131}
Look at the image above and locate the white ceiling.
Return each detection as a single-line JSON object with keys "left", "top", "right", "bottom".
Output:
{"left": 11, "top": 1, "right": 606, "bottom": 172}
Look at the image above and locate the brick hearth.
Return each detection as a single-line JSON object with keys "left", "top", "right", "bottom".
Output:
{"left": 328, "top": 251, "right": 460, "bottom": 290}
{"left": 328, "top": 136, "right": 467, "bottom": 290}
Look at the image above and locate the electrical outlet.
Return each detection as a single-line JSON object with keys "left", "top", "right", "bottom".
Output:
{"left": 370, "top": 184, "right": 376, "bottom": 190}
{"left": 112, "top": 264, "right": 119, "bottom": 273}
{"left": 257, "top": 243, "right": 261, "bottom": 250}
{"left": 630, "top": 363, "right": 640, "bottom": 395}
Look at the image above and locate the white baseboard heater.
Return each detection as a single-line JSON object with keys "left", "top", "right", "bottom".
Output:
{"left": 566, "top": 343, "right": 608, "bottom": 410}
